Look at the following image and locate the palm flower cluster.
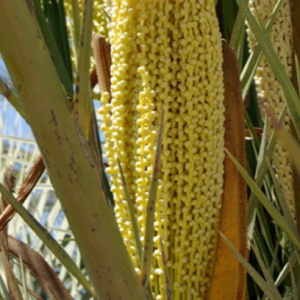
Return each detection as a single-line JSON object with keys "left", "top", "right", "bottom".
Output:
{"left": 247, "top": 0, "right": 295, "bottom": 217}
{"left": 99, "top": 1, "right": 225, "bottom": 299}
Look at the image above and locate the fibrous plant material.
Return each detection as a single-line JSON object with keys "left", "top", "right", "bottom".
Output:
{"left": 207, "top": 40, "right": 247, "bottom": 300}
{"left": 99, "top": 1, "right": 225, "bottom": 299}
{"left": 247, "top": 0, "right": 295, "bottom": 217}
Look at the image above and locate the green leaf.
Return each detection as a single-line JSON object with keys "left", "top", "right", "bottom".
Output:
{"left": 226, "top": 149, "right": 300, "bottom": 250}
{"left": 247, "top": 106, "right": 287, "bottom": 241}
{"left": 158, "top": 237, "right": 173, "bottom": 300}
{"left": 140, "top": 110, "right": 164, "bottom": 288}
{"left": 273, "top": 253, "right": 297, "bottom": 290}
{"left": 230, "top": 9, "right": 246, "bottom": 69}
{"left": 72, "top": 0, "right": 94, "bottom": 137}
{"left": 220, "top": 232, "right": 283, "bottom": 300}
{"left": 251, "top": 241, "right": 282, "bottom": 298}
{"left": 219, "top": 0, "right": 238, "bottom": 40}
{"left": 117, "top": 158, "right": 143, "bottom": 265}
{"left": 32, "top": 0, "right": 73, "bottom": 96}
{"left": 71, "top": 0, "right": 82, "bottom": 56}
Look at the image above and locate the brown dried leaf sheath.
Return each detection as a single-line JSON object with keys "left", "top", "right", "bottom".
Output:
{"left": 207, "top": 40, "right": 247, "bottom": 300}
{"left": 92, "top": 34, "right": 111, "bottom": 94}
{"left": 2, "top": 236, "right": 74, "bottom": 300}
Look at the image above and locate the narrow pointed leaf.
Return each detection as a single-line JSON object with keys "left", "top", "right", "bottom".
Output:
{"left": 220, "top": 232, "right": 283, "bottom": 300}
{"left": 32, "top": 0, "right": 73, "bottom": 95}
{"left": 274, "top": 253, "right": 297, "bottom": 287}
{"left": 72, "top": 0, "right": 94, "bottom": 138}
{"left": 159, "top": 237, "right": 173, "bottom": 300}
{"left": 247, "top": 106, "right": 287, "bottom": 240}
{"left": 117, "top": 158, "right": 143, "bottom": 265}
{"left": 251, "top": 242, "right": 280, "bottom": 297}
{"left": 140, "top": 110, "right": 164, "bottom": 288}
{"left": 226, "top": 149, "right": 300, "bottom": 250}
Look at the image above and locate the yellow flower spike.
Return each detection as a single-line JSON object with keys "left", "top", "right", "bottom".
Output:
{"left": 247, "top": 0, "right": 295, "bottom": 218}
{"left": 97, "top": 1, "right": 249, "bottom": 299}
